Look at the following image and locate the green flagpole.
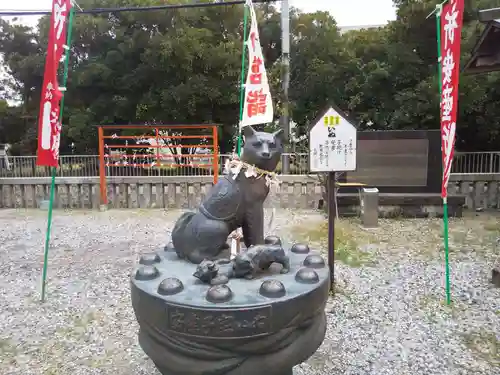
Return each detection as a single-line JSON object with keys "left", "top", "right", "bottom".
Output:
{"left": 236, "top": 3, "right": 249, "bottom": 156}
{"left": 41, "top": 6, "right": 75, "bottom": 302}
{"left": 435, "top": 3, "right": 451, "bottom": 306}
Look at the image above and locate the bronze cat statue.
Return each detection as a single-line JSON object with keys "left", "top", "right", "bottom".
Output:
{"left": 171, "top": 126, "right": 283, "bottom": 264}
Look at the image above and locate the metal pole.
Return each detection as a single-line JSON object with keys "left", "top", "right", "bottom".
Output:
{"left": 280, "top": 0, "right": 291, "bottom": 173}
{"left": 98, "top": 126, "right": 108, "bottom": 208}
{"left": 236, "top": 3, "right": 249, "bottom": 156}
{"left": 327, "top": 172, "right": 336, "bottom": 289}
{"left": 213, "top": 125, "right": 219, "bottom": 184}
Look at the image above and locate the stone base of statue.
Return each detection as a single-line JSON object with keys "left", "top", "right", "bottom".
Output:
{"left": 130, "top": 240, "right": 329, "bottom": 375}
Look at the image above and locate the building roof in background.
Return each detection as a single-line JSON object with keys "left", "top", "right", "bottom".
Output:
{"left": 478, "top": 7, "right": 500, "bottom": 23}
{"left": 463, "top": 19, "right": 500, "bottom": 74}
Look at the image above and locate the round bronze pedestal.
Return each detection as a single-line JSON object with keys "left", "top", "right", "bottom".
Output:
{"left": 131, "top": 241, "right": 329, "bottom": 375}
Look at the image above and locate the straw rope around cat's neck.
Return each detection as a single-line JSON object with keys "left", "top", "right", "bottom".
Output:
{"left": 224, "top": 154, "right": 281, "bottom": 188}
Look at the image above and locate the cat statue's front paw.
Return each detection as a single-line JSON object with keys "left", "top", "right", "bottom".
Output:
{"left": 244, "top": 273, "right": 255, "bottom": 280}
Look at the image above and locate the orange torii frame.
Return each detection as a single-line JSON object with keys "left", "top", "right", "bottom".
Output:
{"left": 97, "top": 124, "right": 219, "bottom": 206}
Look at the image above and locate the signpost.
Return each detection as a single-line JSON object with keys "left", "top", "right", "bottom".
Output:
{"left": 309, "top": 105, "right": 357, "bottom": 288}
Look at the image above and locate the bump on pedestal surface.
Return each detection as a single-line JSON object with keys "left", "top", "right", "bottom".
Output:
{"left": 259, "top": 280, "right": 286, "bottom": 298}
{"left": 139, "top": 253, "right": 161, "bottom": 265}
{"left": 291, "top": 243, "right": 309, "bottom": 254}
{"left": 265, "top": 235, "right": 282, "bottom": 246}
{"left": 131, "top": 239, "right": 329, "bottom": 375}
{"left": 135, "top": 265, "right": 159, "bottom": 281}
{"left": 158, "top": 278, "right": 184, "bottom": 296}
{"left": 206, "top": 284, "right": 233, "bottom": 303}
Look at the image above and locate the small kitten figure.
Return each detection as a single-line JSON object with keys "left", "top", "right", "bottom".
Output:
{"left": 230, "top": 244, "right": 290, "bottom": 280}
{"left": 192, "top": 244, "right": 291, "bottom": 284}
{"left": 193, "top": 259, "right": 231, "bottom": 285}
{"left": 171, "top": 126, "right": 284, "bottom": 264}
{"left": 193, "top": 259, "right": 219, "bottom": 284}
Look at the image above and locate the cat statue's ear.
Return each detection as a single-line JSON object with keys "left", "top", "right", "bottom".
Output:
{"left": 272, "top": 128, "right": 284, "bottom": 140}
{"left": 243, "top": 125, "right": 257, "bottom": 139}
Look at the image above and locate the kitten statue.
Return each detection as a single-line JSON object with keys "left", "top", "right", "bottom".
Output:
{"left": 171, "top": 126, "right": 284, "bottom": 264}
{"left": 230, "top": 244, "right": 290, "bottom": 280}
{"left": 193, "top": 244, "right": 291, "bottom": 285}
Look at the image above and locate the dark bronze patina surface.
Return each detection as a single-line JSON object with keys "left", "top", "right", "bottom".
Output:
{"left": 170, "top": 126, "right": 284, "bottom": 264}
{"left": 131, "top": 240, "right": 329, "bottom": 375}
{"left": 131, "top": 128, "right": 328, "bottom": 374}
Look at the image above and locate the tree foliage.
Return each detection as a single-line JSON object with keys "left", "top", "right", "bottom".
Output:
{"left": 1, "top": 0, "right": 500, "bottom": 154}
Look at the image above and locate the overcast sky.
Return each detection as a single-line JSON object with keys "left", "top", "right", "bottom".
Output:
{"left": 1, "top": 0, "right": 397, "bottom": 27}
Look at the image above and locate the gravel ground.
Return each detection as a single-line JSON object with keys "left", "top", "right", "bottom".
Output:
{"left": 0, "top": 209, "right": 499, "bottom": 375}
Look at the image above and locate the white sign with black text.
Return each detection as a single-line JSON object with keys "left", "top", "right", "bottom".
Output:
{"left": 309, "top": 106, "right": 357, "bottom": 172}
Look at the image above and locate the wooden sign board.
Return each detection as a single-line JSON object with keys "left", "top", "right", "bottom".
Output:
{"left": 309, "top": 106, "right": 357, "bottom": 172}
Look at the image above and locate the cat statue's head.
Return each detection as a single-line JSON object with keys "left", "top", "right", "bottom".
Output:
{"left": 241, "top": 126, "right": 284, "bottom": 172}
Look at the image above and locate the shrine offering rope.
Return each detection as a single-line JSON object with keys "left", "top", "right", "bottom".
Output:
{"left": 224, "top": 155, "right": 281, "bottom": 189}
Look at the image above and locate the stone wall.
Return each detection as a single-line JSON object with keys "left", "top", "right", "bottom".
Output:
{"left": 0, "top": 176, "right": 321, "bottom": 210}
{"left": 0, "top": 174, "right": 498, "bottom": 211}
{"left": 448, "top": 173, "right": 500, "bottom": 210}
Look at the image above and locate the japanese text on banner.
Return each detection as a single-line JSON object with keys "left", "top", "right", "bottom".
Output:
{"left": 440, "top": 0, "right": 464, "bottom": 198}
{"left": 36, "top": 0, "right": 72, "bottom": 167}
{"left": 240, "top": 0, "right": 273, "bottom": 127}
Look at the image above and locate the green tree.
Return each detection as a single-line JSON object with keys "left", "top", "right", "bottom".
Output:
{"left": 3, "top": 0, "right": 500, "bottom": 155}
{"left": 0, "top": 0, "right": 283, "bottom": 154}
{"left": 389, "top": 0, "right": 500, "bottom": 150}
{"left": 288, "top": 10, "right": 351, "bottom": 139}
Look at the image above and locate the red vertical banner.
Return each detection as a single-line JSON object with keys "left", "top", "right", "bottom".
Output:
{"left": 36, "top": 0, "right": 72, "bottom": 167}
{"left": 440, "top": 0, "right": 464, "bottom": 198}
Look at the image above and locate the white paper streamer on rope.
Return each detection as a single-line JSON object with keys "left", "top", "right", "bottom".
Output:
{"left": 240, "top": 0, "right": 274, "bottom": 127}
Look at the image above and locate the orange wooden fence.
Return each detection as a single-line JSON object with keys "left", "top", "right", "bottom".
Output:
{"left": 97, "top": 125, "right": 219, "bottom": 206}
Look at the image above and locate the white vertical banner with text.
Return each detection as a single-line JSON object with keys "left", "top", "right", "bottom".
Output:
{"left": 240, "top": 0, "right": 274, "bottom": 128}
